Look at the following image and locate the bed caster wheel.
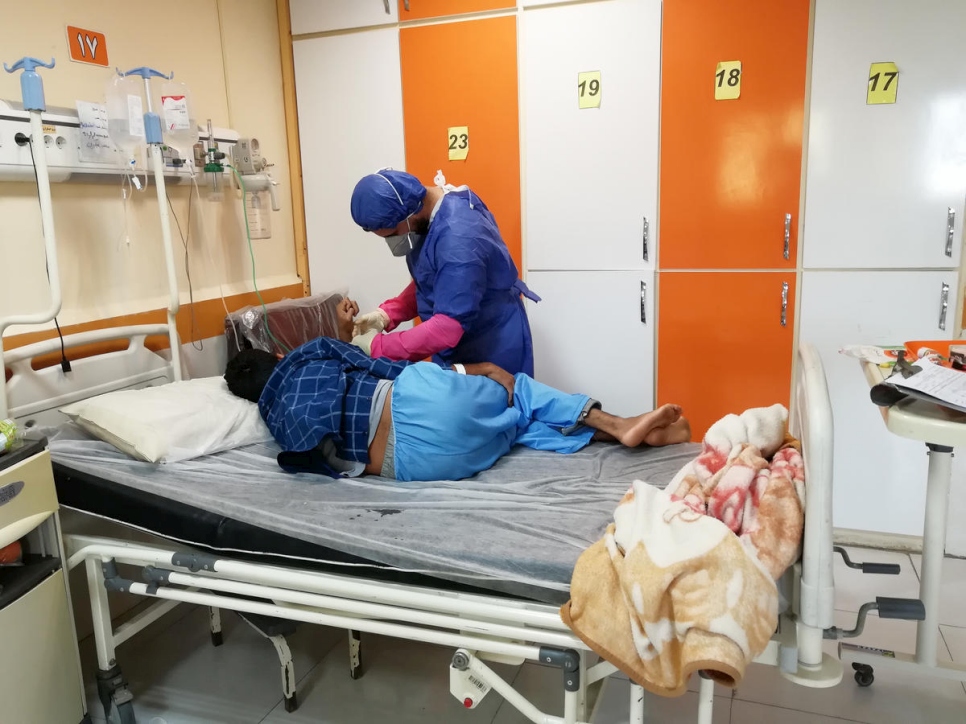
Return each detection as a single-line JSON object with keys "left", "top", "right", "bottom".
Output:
{"left": 852, "top": 663, "right": 874, "bottom": 687}
{"left": 284, "top": 693, "right": 298, "bottom": 712}
{"left": 114, "top": 701, "right": 137, "bottom": 724}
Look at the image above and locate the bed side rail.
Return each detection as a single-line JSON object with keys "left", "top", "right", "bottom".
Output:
{"left": 5, "top": 323, "right": 174, "bottom": 427}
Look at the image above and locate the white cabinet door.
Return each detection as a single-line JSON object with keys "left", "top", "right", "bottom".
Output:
{"left": 803, "top": 0, "right": 966, "bottom": 270}
{"left": 526, "top": 270, "right": 654, "bottom": 417}
{"left": 294, "top": 31, "right": 412, "bottom": 312}
{"left": 522, "top": 0, "right": 661, "bottom": 271}
{"left": 290, "top": 0, "right": 397, "bottom": 35}
{"left": 798, "top": 270, "right": 960, "bottom": 539}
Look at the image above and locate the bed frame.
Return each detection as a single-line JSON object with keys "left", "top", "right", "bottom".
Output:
{"left": 5, "top": 326, "right": 843, "bottom": 724}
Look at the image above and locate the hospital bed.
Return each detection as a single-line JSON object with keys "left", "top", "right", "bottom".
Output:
{"left": 4, "top": 324, "right": 844, "bottom": 724}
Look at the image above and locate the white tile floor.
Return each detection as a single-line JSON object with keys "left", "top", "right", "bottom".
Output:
{"left": 78, "top": 546, "right": 966, "bottom": 724}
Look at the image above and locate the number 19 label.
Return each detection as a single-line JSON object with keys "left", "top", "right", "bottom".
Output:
{"left": 867, "top": 62, "right": 898, "bottom": 105}
{"left": 577, "top": 71, "right": 601, "bottom": 109}
{"left": 714, "top": 60, "right": 741, "bottom": 101}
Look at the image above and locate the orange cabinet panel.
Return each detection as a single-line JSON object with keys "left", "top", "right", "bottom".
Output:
{"left": 400, "top": 17, "right": 522, "bottom": 270}
{"left": 657, "top": 271, "right": 796, "bottom": 440}
{"left": 659, "top": 0, "right": 809, "bottom": 270}
{"left": 399, "top": 0, "right": 515, "bottom": 21}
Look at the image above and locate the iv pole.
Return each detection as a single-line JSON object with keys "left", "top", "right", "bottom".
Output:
{"left": 117, "top": 67, "right": 183, "bottom": 383}
{"left": 0, "top": 57, "right": 61, "bottom": 419}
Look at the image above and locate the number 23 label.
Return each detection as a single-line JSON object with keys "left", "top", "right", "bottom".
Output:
{"left": 715, "top": 60, "right": 741, "bottom": 101}
{"left": 448, "top": 126, "right": 468, "bottom": 161}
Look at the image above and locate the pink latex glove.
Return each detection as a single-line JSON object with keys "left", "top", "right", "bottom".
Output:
{"left": 379, "top": 281, "right": 418, "bottom": 332}
{"left": 370, "top": 313, "right": 464, "bottom": 362}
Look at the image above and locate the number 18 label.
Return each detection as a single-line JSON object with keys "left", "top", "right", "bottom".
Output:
{"left": 715, "top": 60, "right": 741, "bottom": 100}
{"left": 867, "top": 62, "right": 899, "bottom": 105}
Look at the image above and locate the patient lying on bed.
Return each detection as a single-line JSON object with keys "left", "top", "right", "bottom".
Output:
{"left": 224, "top": 300, "right": 690, "bottom": 481}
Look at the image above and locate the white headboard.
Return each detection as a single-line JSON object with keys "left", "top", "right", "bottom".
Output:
{"left": 4, "top": 324, "right": 175, "bottom": 429}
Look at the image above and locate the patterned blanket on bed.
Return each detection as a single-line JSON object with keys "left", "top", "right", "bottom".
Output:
{"left": 560, "top": 404, "right": 805, "bottom": 697}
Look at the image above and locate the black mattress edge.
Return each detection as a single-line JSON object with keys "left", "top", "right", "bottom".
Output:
{"left": 53, "top": 461, "right": 534, "bottom": 602}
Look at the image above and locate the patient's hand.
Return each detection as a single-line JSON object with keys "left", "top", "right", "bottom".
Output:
{"left": 337, "top": 298, "right": 360, "bottom": 343}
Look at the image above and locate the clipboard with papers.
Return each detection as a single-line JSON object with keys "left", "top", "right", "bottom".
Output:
{"left": 881, "top": 353, "right": 966, "bottom": 414}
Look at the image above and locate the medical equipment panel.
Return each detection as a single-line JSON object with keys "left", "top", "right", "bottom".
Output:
{"left": 0, "top": 98, "right": 238, "bottom": 184}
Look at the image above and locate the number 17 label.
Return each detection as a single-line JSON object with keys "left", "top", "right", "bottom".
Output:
{"left": 867, "top": 62, "right": 899, "bottom": 105}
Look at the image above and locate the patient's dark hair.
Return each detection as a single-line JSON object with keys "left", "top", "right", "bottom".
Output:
{"left": 224, "top": 349, "right": 279, "bottom": 403}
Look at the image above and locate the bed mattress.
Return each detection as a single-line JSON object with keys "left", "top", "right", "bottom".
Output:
{"left": 48, "top": 424, "right": 699, "bottom": 604}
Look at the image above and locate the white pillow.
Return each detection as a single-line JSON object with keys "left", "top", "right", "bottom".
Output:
{"left": 59, "top": 377, "right": 272, "bottom": 463}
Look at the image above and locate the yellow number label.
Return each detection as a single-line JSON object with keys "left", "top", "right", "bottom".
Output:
{"left": 714, "top": 60, "right": 741, "bottom": 101}
{"left": 577, "top": 71, "right": 601, "bottom": 109}
{"left": 448, "top": 126, "right": 469, "bottom": 161}
{"left": 867, "top": 62, "right": 899, "bottom": 105}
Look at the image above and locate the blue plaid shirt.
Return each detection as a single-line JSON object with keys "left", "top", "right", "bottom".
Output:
{"left": 258, "top": 337, "right": 411, "bottom": 463}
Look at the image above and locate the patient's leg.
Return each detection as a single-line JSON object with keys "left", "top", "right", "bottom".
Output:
{"left": 584, "top": 405, "right": 688, "bottom": 448}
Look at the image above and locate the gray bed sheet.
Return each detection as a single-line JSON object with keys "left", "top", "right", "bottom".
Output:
{"left": 49, "top": 424, "right": 699, "bottom": 604}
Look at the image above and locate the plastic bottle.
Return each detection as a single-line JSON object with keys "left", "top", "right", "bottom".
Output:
{"left": 159, "top": 79, "right": 198, "bottom": 159}
{"left": 106, "top": 73, "right": 146, "bottom": 166}
{"left": 0, "top": 418, "right": 20, "bottom": 455}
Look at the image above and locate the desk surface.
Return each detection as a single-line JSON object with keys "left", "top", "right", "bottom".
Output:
{"left": 861, "top": 361, "right": 966, "bottom": 448}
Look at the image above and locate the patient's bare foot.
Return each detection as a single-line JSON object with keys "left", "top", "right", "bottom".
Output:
{"left": 643, "top": 417, "right": 692, "bottom": 447}
{"left": 618, "top": 404, "right": 682, "bottom": 448}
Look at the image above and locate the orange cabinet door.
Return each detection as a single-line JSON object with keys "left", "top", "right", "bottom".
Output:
{"left": 657, "top": 271, "right": 796, "bottom": 440}
{"left": 659, "top": 0, "right": 809, "bottom": 270}
{"left": 400, "top": 16, "right": 522, "bottom": 270}
{"left": 399, "top": 0, "right": 515, "bottom": 21}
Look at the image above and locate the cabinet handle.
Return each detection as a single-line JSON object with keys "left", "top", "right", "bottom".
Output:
{"left": 783, "top": 213, "right": 792, "bottom": 260}
{"left": 642, "top": 216, "right": 649, "bottom": 262}
{"left": 383, "top": 0, "right": 390, "bottom": 13}
{"left": 780, "top": 281, "right": 789, "bottom": 327}
{"left": 640, "top": 281, "right": 647, "bottom": 324}
{"left": 404, "top": 0, "right": 410, "bottom": 10}
{"left": 939, "top": 282, "right": 950, "bottom": 331}
{"left": 946, "top": 208, "right": 955, "bottom": 258}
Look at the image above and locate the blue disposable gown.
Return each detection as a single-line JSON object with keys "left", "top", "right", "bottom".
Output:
{"left": 406, "top": 189, "right": 538, "bottom": 376}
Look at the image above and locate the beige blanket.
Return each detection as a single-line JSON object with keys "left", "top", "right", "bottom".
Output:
{"left": 560, "top": 405, "right": 805, "bottom": 697}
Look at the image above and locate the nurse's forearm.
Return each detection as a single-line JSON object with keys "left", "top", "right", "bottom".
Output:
{"left": 379, "top": 281, "right": 418, "bottom": 332}
{"left": 369, "top": 313, "right": 464, "bottom": 362}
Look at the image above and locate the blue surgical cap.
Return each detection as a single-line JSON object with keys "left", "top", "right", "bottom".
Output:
{"left": 350, "top": 170, "right": 427, "bottom": 232}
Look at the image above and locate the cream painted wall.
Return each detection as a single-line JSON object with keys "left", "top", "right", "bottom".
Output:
{"left": 0, "top": 0, "right": 299, "bottom": 335}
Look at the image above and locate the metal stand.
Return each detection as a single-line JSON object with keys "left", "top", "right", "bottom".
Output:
{"left": 349, "top": 630, "right": 363, "bottom": 680}
{"left": 917, "top": 444, "right": 952, "bottom": 666}
{"left": 839, "top": 443, "right": 966, "bottom": 684}
{"left": 86, "top": 559, "right": 136, "bottom": 723}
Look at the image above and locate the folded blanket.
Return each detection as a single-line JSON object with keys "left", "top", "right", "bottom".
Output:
{"left": 560, "top": 405, "right": 805, "bottom": 697}
{"left": 669, "top": 404, "right": 805, "bottom": 580}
